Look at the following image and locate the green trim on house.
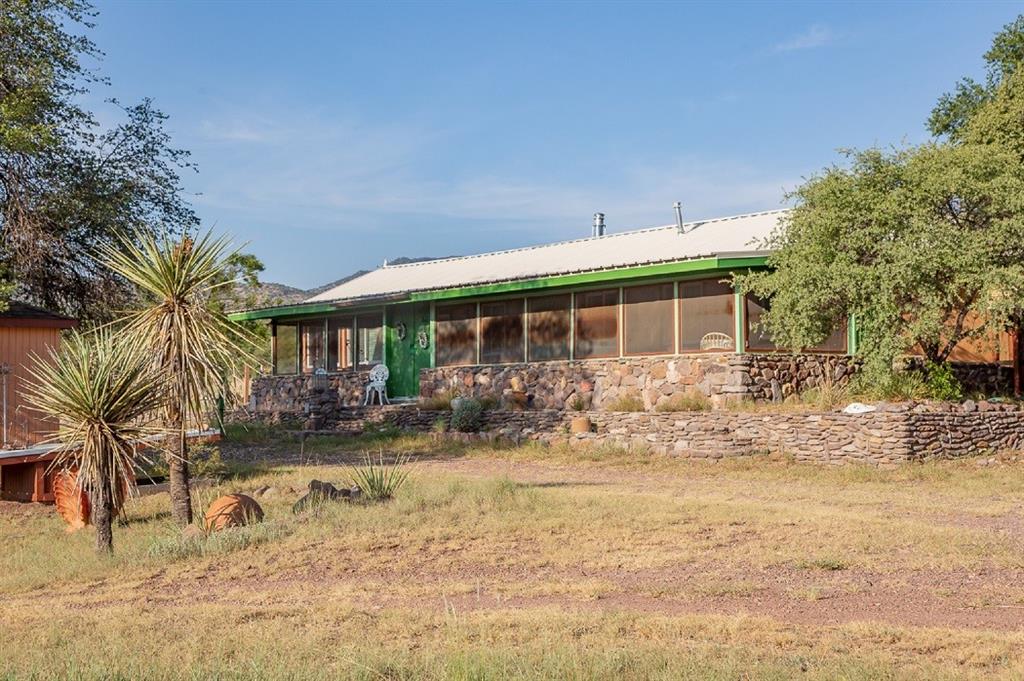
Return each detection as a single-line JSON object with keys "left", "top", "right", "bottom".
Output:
{"left": 733, "top": 291, "right": 745, "bottom": 354}
{"left": 848, "top": 315, "right": 859, "bottom": 355}
{"left": 229, "top": 255, "right": 771, "bottom": 323}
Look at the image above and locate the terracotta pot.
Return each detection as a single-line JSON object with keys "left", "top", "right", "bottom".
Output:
{"left": 570, "top": 416, "right": 592, "bottom": 435}
{"left": 53, "top": 470, "right": 89, "bottom": 532}
{"left": 204, "top": 494, "right": 264, "bottom": 532}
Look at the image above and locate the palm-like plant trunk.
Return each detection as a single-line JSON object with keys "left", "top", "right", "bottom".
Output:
{"left": 91, "top": 475, "right": 115, "bottom": 554}
{"left": 168, "top": 407, "right": 192, "bottom": 526}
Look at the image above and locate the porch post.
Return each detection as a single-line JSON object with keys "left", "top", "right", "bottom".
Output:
{"left": 1013, "top": 326, "right": 1022, "bottom": 398}
{"left": 733, "top": 291, "right": 745, "bottom": 354}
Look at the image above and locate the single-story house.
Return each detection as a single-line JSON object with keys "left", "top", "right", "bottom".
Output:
{"left": 231, "top": 209, "right": 1018, "bottom": 413}
{"left": 0, "top": 303, "right": 77, "bottom": 502}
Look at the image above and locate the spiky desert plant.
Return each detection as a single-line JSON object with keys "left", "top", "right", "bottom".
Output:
{"left": 23, "top": 330, "right": 163, "bottom": 553}
{"left": 101, "top": 230, "right": 259, "bottom": 526}
{"left": 349, "top": 451, "right": 412, "bottom": 501}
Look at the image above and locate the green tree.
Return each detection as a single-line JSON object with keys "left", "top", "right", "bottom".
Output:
{"left": 736, "top": 143, "right": 1024, "bottom": 382}
{"left": 24, "top": 330, "right": 163, "bottom": 553}
{"left": 101, "top": 230, "right": 258, "bottom": 526}
{"left": 739, "top": 17, "right": 1024, "bottom": 386}
{"left": 1, "top": 1, "right": 197, "bottom": 322}
{"left": 929, "top": 16, "right": 1024, "bottom": 140}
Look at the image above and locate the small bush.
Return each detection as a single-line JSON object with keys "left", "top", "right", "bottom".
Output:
{"left": 569, "top": 394, "right": 586, "bottom": 411}
{"left": 419, "top": 388, "right": 458, "bottom": 411}
{"left": 451, "top": 398, "right": 485, "bottom": 432}
{"left": 655, "top": 391, "right": 711, "bottom": 412}
{"left": 923, "top": 361, "right": 964, "bottom": 401}
{"left": 350, "top": 451, "right": 412, "bottom": 501}
{"left": 850, "top": 370, "right": 928, "bottom": 401}
{"left": 800, "top": 374, "right": 849, "bottom": 410}
{"left": 605, "top": 393, "right": 645, "bottom": 412}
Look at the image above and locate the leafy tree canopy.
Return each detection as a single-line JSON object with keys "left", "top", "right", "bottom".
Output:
{"left": 737, "top": 16, "right": 1024, "bottom": 383}
{"left": 1, "top": 0, "right": 198, "bottom": 322}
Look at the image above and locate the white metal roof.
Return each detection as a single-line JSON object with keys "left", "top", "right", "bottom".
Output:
{"left": 307, "top": 209, "right": 786, "bottom": 304}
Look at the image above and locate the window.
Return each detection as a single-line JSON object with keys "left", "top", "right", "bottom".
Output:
{"left": 745, "top": 295, "right": 775, "bottom": 350}
{"left": 810, "top": 323, "right": 848, "bottom": 353}
{"left": 274, "top": 323, "right": 298, "bottom": 375}
{"left": 436, "top": 303, "right": 477, "bottom": 366}
{"left": 624, "top": 283, "right": 675, "bottom": 355}
{"left": 328, "top": 317, "right": 354, "bottom": 370}
{"left": 528, "top": 294, "right": 571, "bottom": 361}
{"left": 574, "top": 289, "right": 619, "bottom": 359}
{"left": 301, "top": 320, "right": 326, "bottom": 372}
{"left": 480, "top": 299, "right": 524, "bottom": 364}
{"left": 356, "top": 314, "right": 383, "bottom": 366}
{"left": 680, "top": 279, "right": 735, "bottom": 352}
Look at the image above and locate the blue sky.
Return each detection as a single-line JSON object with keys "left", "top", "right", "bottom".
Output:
{"left": 90, "top": 1, "right": 1017, "bottom": 289}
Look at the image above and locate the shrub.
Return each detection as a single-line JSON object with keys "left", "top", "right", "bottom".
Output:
{"left": 349, "top": 451, "right": 412, "bottom": 501}
{"left": 569, "top": 394, "right": 586, "bottom": 411}
{"left": 799, "top": 373, "right": 850, "bottom": 410}
{"left": 605, "top": 393, "right": 645, "bottom": 412}
{"left": 850, "top": 370, "right": 929, "bottom": 401}
{"left": 655, "top": 391, "right": 711, "bottom": 412}
{"left": 451, "top": 398, "right": 485, "bottom": 432}
{"left": 419, "top": 388, "right": 458, "bottom": 411}
{"left": 923, "top": 361, "right": 964, "bottom": 401}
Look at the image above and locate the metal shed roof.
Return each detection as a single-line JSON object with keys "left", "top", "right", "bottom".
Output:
{"left": 307, "top": 209, "right": 785, "bottom": 304}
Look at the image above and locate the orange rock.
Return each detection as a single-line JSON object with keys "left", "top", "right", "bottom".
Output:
{"left": 204, "top": 494, "right": 264, "bottom": 532}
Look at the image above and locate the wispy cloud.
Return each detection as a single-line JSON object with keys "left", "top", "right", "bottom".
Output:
{"left": 773, "top": 24, "right": 834, "bottom": 53}
{"left": 187, "top": 110, "right": 798, "bottom": 284}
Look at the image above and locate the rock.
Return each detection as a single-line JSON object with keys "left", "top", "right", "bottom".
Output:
{"left": 204, "top": 494, "right": 264, "bottom": 532}
{"left": 962, "top": 399, "right": 977, "bottom": 413}
{"left": 252, "top": 485, "right": 270, "bottom": 498}
{"left": 181, "top": 524, "right": 205, "bottom": 541}
{"left": 293, "top": 479, "right": 350, "bottom": 513}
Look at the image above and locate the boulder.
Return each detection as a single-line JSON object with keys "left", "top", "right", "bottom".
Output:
{"left": 292, "top": 479, "right": 350, "bottom": 513}
{"left": 204, "top": 494, "right": 264, "bottom": 532}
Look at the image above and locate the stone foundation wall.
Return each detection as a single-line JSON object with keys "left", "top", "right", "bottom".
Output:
{"left": 250, "top": 371, "right": 370, "bottom": 425}
{"left": 419, "top": 353, "right": 859, "bottom": 410}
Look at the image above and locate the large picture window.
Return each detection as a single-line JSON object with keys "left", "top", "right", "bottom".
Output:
{"left": 328, "top": 317, "right": 354, "bottom": 370}
{"left": 356, "top": 314, "right": 384, "bottom": 366}
{"left": 301, "top": 320, "right": 326, "bottom": 372}
{"left": 274, "top": 323, "right": 298, "bottom": 375}
{"left": 528, "top": 294, "right": 571, "bottom": 361}
{"left": 480, "top": 299, "right": 524, "bottom": 364}
{"left": 624, "top": 284, "right": 675, "bottom": 355}
{"left": 574, "top": 289, "right": 619, "bottom": 359}
{"left": 436, "top": 303, "right": 478, "bottom": 366}
{"left": 680, "top": 279, "right": 735, "bottom": 352}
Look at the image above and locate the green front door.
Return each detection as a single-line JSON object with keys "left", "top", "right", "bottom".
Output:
{"left": 386, "top": 303, "right": 431, "bottom": 398}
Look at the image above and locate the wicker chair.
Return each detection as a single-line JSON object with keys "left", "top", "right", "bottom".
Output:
{"left": 699, "top": 332, "right": 734, "bottom": 351}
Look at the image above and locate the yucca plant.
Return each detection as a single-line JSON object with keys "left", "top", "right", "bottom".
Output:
{"left": 349, "top": 451, "right": 412, "bottom": 501}
{"left": 23, "top": 330, "right": 164, "bottom": 553}
{"left": 101, "top": 229, "right": 259, "bottom": 526}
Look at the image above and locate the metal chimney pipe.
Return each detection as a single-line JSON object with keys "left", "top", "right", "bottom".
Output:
{"left": 673, "top": 202, "right": 684, "bottom": 234}
{"left": 592, "top": 212, "right": 605, "bottom": 237}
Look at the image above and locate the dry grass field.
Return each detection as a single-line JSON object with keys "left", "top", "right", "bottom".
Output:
{"left": 2, "top": 426, "right": 1024, "bottom": 680}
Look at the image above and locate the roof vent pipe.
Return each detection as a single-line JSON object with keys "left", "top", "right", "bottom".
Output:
{"left": 592, "top": 212, "right": 606, "bottom": 237}
{"left": 673, "top": 202, "right": 684, "bottom": 234}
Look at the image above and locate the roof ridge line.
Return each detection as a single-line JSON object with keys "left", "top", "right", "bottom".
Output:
{"left": 377, "top": 208, "right": 788, "bottom": 272}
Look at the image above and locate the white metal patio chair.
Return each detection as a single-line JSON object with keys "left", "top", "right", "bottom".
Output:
{"left": 363, "top": 364, "right": 390, "bottom": 406}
